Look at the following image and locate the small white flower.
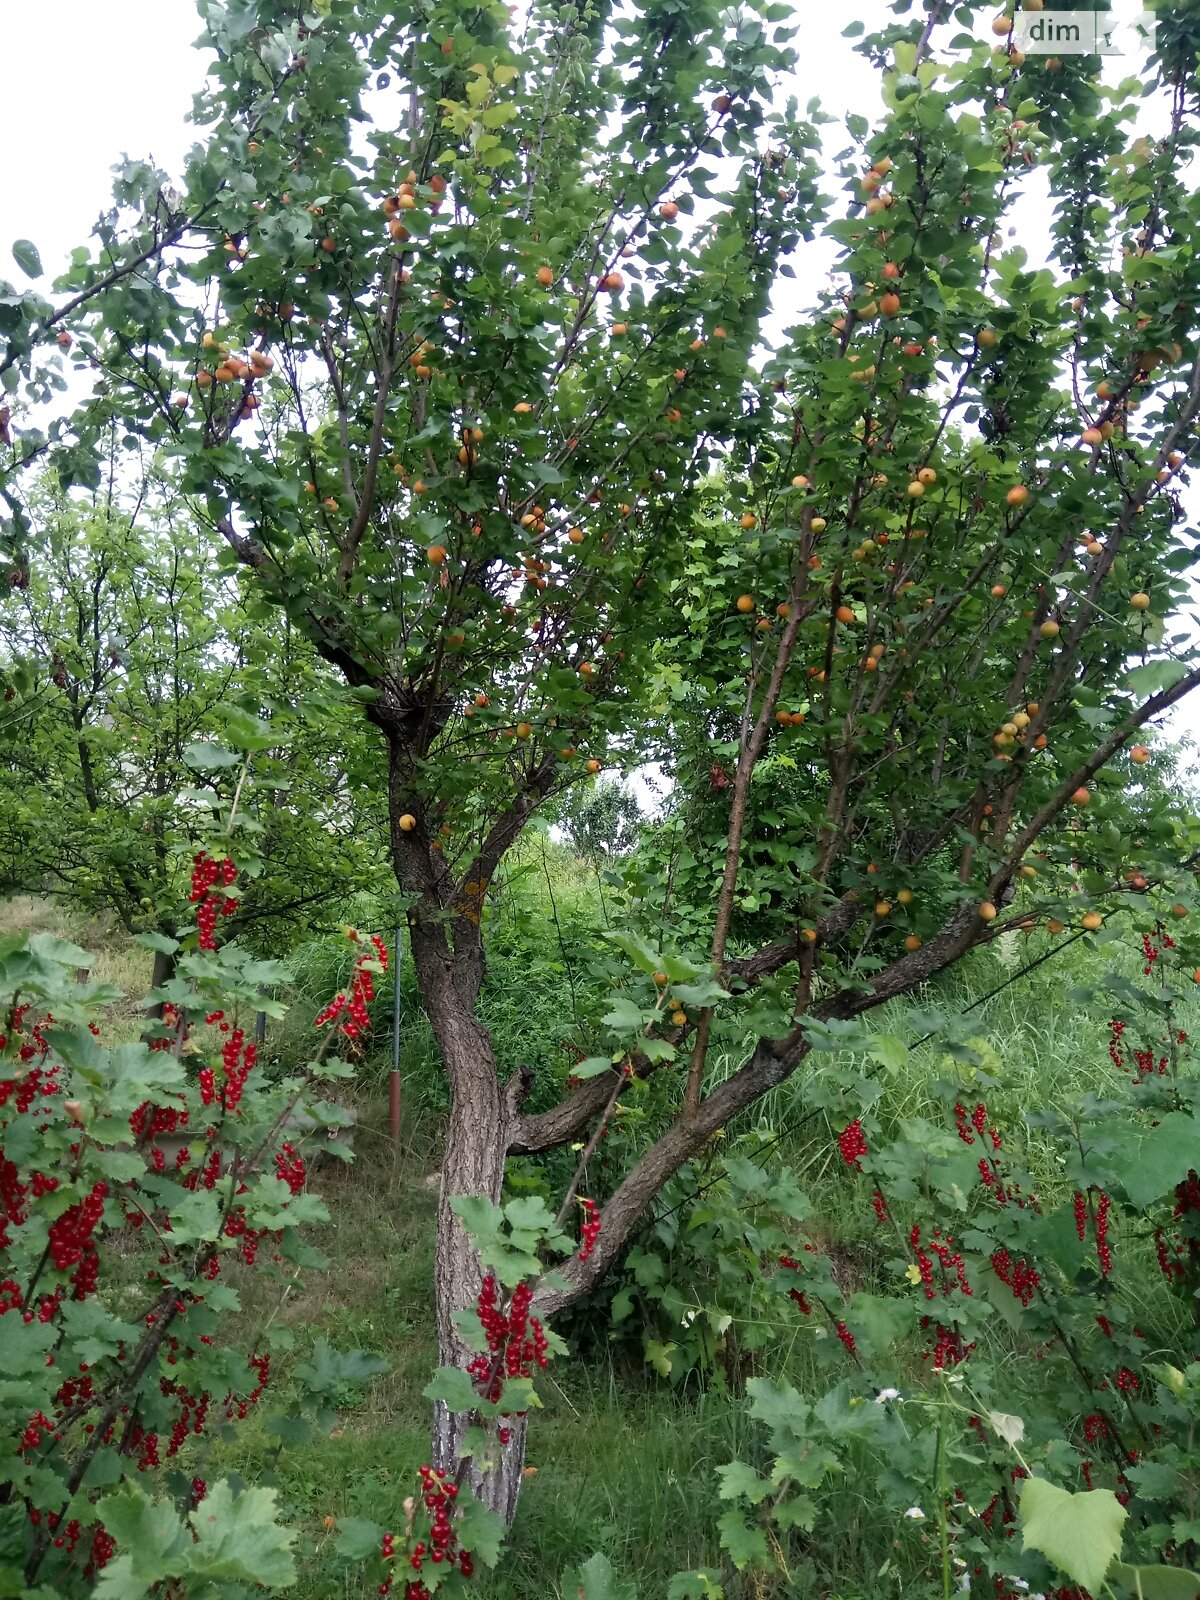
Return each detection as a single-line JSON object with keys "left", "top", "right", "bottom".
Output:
{"left": 904, "top": 1506, "right": 926, "bottom": 1520}
{"left": 875, "top": 1387, "right": 902, "bottom": 1403}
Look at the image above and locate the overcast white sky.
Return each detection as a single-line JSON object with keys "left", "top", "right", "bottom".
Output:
{"left": 1, "top": 0, "right": 1193, "bottom": 744}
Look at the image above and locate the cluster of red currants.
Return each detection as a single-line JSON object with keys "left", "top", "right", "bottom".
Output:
{"left": 314, "top": 934, "right": 389, "bottom": 1038}
{"left": 578, "top": 1196, "right": 602, "bottom": 1260}
{"left": 189, "top": 852, "right": 238, "bottom": 950}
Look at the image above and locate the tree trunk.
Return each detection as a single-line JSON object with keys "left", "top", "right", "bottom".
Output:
{"left": 416, "top": 930, "right": 528, "bottom": 1521}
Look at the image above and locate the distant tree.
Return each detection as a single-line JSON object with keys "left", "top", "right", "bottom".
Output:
{"left": 0, "top": 471, "right": 382, "bottom": 964}
{"left": 557, "top": 778, "right": 643, "bottom": 862}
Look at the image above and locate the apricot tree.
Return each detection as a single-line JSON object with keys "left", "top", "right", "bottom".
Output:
{"left": 4, "top": 0, "right": 1200, "bottom": 1521}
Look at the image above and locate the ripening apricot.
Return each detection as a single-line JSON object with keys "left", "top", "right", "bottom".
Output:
{"left": 991, "top": 583, "right": 1007, "bottom": 598}
{"left": 978, "top": 328, "right": 998, "bottom": 349}
{"left": 904, "top": 934, "right": 922, "bottom": 952}
{"left": 897, "top": 888, "right": 913, "bottom": 906}
{"left": 399, "top": 813, "right": 417, "bottom": 832}
{"left": 907, "top": 480, "right": 925, "bottom": 498}
{"left": 992, "top": 15, "right": 1012, "bottom": 35}
{"left": 427, "top": 545, "right": 447, "bottom": 564}
{"left": 801, "top": 927, "right": 818, "bottom": 943}
{"left": 536, "top": 265, "right": 554, "bottom": 287}
{"left": 579, "top": 661, "right": 595, "bottom": 676}
{"left": 1130, "top": 745, "right": 1150, "bottom": 764}
{"left": 979, "top": 902, "right": 998, "bottom": 921}
{"left": 836, "top": 604, "right": 856, "bottom": 624}
{"left": 587, "top": 759, "right": 602, "bottom": 774}
{"left": 917, "top": 467, "right": 937, "bottom": 486}
{"left": 736, "top": 594, "right": 756, "bottom": 614}
{"left": 1046, "top": 918, "right": 1065, "bottom": 934}
{"left": 1174, "top": 904, "right": 1190, "bottom": 919}
{"left": 515, "top": 722, "right": 533, "bottom": 739}
{"left": 740, "top": 512, "right": 757, "bottom": 529}
{"left": 1040, "top": 620, "right": 1060, "bottom": 640}
{"left": 598, "top": 270, "right": 624, "bottom": 292}
{"left": 660, "top": 201, "right": 679, "bottom": 221}
{"left": 874, "top": 900, "right": 892, "bottom": 918}
{"left": 320, "top": 236, "right": 336, "bottom": 252}
{"left": 612, "top": 322, "right": 628, "bottom": 336}
{"left": 1081, "top": 427, "right": 1103, "bottom": 447}
{"left": 322, "top": 497, "right": 339, "bottom": 512}
{"left": 568, "top": 527, "right": 584, "bottom": 545}
{"left": 882, "top": 261, "right": 901, "bottom": 280}
{"left": 1130, "top": 591, "right": 1151, "bottom": 611}
{"left": 1034, "top": 734, "right": 1048, "bottom": 750}
{"left": 880, "top": 292, "right": 901, "bottom": 318}
{"left": 811, "top": 516, "right": 827, "bottom": 533}
{"left": 1007, "top": 484, "right": 1029, "bottom": 506}
{"left": 1071, "top": 787, "right": 1090, "bottom": 806}
{"left": 1081, "top": 912, "right": 1103, "bottom": 932}
{"left": 474, "top": 693, "right": 489, "bottom": 707}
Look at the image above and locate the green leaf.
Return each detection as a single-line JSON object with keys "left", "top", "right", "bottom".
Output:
{"left": 569, "top": 1552, "right": 637, "bottom": 1600}
{"left": 0, "top": 1316, "right": 56, "bottom": 1375}
{"left": 716, "top": 1461, "right": 772, "bottom": 1504}
{"left": 456, "top": 1493, "right": 505, "bottom": 1568}
{"left": 1108, "top": 1112, "right": 1200, "bottom": 1208}
{"left": 573, "top": 1055, "right": 619, "bottom": 1079}
{"left": 867, "top": 1034, "right": 908, "bottom": 1072}
{"left": 602, "top": 996, "right": 645, "bottom": 1032}
{"left": 1110, "top": 1565, "right": 1200, "bottom": 1600}
{"left": 1126, "top": 660, "right": 1189, "bottom": 697}
{"left": 717, "top": 1508, "right": 770, "bottom": 1570}
{"left": 334, "top": 1516, "right": 385, "bottom": 1561}
{"left": 13, "top": 240, "right": 42, "bottom": 278}
{"left": 423, "top": 1367, "right": 482, "bottom": 1412}
{"left": 183, "top": 741, "right": 243, "bottom": 771}
{"left": 667, "top": 1571, "right": 724, "bottom": 1600}
{"left": 1019, "top": 1479, "right": 1126, "bottom": 1594}
{"left": 94, "top": 1485, "right": 185, "bottom": 1579}
{"left": 185, "top": 1481, "right": 296, "bottom": 1587}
